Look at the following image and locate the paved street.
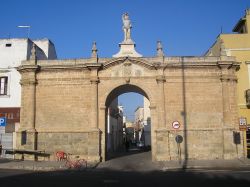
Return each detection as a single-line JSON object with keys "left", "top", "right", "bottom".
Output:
{"left": 0, "top": 167, "right": 250, "bottom": 187}
{"left": 1, "top": 150, "right": 250, "bottom": 187}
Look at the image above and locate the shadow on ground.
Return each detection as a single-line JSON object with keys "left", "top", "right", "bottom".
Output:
{"left": 0, "top": 168, "right": 250, "bottom": 187}
{"left": 106, "top": 145, "right": 151, "bottom": 160}
{"left": 0, "top": 158, "right": 15, "bottom": 164}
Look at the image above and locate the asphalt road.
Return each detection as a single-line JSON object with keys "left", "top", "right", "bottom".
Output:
{"left": 0, "top": 168, "right": 250, "bottom": 187}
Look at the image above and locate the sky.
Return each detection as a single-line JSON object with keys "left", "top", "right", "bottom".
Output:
{"left": 0, "top": 0, "right": 249, "bottom": 120}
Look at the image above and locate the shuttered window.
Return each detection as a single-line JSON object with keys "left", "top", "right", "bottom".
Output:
{"left": 0, "top": 76, "right": 8, "bottom": 95}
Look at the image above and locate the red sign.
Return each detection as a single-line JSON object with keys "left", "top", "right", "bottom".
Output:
{"left": 239, "top": 117, "right": 247, "bottom": 131}
{"left": 172, "top": 121, "right": 180, "bottom": 129}
{"left": 0, "top": 108, "right": 20, "bottom": 123}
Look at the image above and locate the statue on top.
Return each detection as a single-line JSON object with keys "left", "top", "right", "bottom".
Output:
{"left": 122, "top": 13, "right": 132, "bottom": 43}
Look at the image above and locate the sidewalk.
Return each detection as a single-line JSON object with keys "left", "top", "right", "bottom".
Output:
{"left": 0, "top": 158, "right": 68, "bottom": 171}
{"left": 0, "top": 158, "right": 99, "bottom": 171}
{"left": 1, "top": 155, "right": 250, "bottom": 172}
{"left": 97, "top": 151, "right": 250, "bottom": 171}
{"left": 157, "top": 158, "right": 250, "bottom": 171}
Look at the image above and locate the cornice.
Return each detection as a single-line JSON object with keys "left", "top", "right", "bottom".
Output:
{"left": 86, "top": 63, "right": 102, "bottom": 70}
{"left": 217, "top": 61, "right": 240, "bottom": 71}
{"left": 41, "top": 65, "right": 88, "bottom": 71}
{"left": 16, "top": 65, "right": 40, "bottom": 73}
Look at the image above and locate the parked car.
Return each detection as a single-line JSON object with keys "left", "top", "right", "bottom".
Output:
{"left": 136, "top": 141, "right": 144, "bottom": 148}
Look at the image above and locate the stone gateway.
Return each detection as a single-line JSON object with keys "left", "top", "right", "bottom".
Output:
{"left": 16, "top": 14, "right": 244, "bottom": 163}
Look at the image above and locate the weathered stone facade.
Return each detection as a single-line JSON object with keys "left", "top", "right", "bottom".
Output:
{"left": 16, "top": 54, "right": 244, "bottom": 162}
{"left": 16, "top": 13, "right": 244, "bottom": 163}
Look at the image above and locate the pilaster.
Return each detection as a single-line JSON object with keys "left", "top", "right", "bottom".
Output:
{"left": 155, "top": 66, "right": 166, "bottom": 129}
{"left": 16, "top": 51, "right": 39, "bottom": 153}
{"left": 218, "top": 61, "right": 239, "bottom": 159}
{"left": 87, "top": 64, "right": 102, "bottom": 129}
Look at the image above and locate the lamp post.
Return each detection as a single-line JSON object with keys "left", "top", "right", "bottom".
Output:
{"left": 17, "top": 25, "right": 31, "bottom": 38}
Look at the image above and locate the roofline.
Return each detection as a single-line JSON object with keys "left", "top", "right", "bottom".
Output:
{"left": 204, "top": 34, "right": 221, "bottom": 56}
{"left": 0, "top": 38, "right": 55, "bottom": 45}
{"left": 232, "top": 18, "right": 246, "bottom": 32}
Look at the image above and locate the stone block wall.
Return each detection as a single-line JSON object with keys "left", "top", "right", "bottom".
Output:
{"left": 17, "top": 56, "right": 242, "bottom": 162}
{"left": 37, "top": 131, "right": 100, "bottom": 161}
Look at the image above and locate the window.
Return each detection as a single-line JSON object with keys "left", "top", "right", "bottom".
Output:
{"left": 21, "top": 131, "right": 27, "bottom": 145}
{"left": 0, "top": 76, "right": 8, "bottom": 95}
{"left": 5, "top": 43, "right": 12, "bottom": 47}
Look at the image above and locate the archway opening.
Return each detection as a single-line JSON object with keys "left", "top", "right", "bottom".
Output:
{"left": 105, "top": 84, "right": 152, "bottom": 160}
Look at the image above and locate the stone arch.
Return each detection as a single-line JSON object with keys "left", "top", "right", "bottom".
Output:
{"left": 105, "top": 84, "right": 150, "bottom": 107}
{"left": 100, "top": 83, "right": 156, "bottom": 161}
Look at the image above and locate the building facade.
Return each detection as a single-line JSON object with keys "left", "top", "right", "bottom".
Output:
{"left": 134, "top": 106, "right": 144, "bottom": 142}
{"left": 143, "top": 97, "right": 151, "bottom": 146}
{"left": 0, "top": 38, "right": 57, "bottom": 154}
{"left": 206, "top": 9, "right": 250, "bottom": 157}
{"left": 16, "top": 13, "right": 243, "bottom": 163}
{"left": 106, "top": 99, "right": 123, "bottom": 153}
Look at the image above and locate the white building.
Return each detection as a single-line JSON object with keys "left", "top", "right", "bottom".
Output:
{"left": 0, "top": 38, "right": 57, "bottom": 153}
{"left": 134, "top": 106, "right": 144, "bottom": 142}
{"left": 134, "top": 97, "right": 151, "bottom": 146}
{"left": 143, "top": 97, "right": 151, "bottom": 146}
{"left": 106, "top": 99, "right": 124, "bottom": 153}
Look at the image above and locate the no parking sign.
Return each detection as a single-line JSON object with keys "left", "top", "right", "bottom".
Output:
{"left": 172, "top": 121, "right": 180, "bottom": 129}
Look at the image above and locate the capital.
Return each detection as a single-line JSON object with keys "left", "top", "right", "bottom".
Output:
{"left": 90, "top": 77, "right": 99, "bottom": 84}
{"left": 156, "top": 75, "right": 166, "bottom": 83}
{"left": 20, "top": 79, "right": 37, "bottom": 86}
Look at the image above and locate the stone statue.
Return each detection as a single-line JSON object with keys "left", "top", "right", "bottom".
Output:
{"left": 122, "top": 13, "right": 132, "bottom": 42}
{"left": 113, "top": 13, "right": 142, "bottom": 57}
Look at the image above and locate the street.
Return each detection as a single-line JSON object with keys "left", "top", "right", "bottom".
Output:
{"left": 1, "top": 151, "right": 250, "bottom": 187}
{"left": 0, "top": 167, "right": 250, "bottom": 187}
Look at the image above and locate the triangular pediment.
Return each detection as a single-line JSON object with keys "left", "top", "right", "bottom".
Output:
{"left": 101, "top": 57, "right": 155, "bottom": 78}
{"left": 103, "top": 57, "right": 154, "bottom": 70}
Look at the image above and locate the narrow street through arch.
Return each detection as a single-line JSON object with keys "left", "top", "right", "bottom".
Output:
{"left": 105, "top": 85, "right": 152, "bottom": 161}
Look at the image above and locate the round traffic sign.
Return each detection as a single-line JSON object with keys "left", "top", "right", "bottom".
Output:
{"left": 172, "top": 121, "right": 180, "bottom": 129}
{"left": 175, "top": 135, "right": 183, "bottom": 143}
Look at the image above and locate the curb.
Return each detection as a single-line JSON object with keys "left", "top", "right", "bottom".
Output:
{"left": 0, "top": 162, "right": 100, "bottom": 171}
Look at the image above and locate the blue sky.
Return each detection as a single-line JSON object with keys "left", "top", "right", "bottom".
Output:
{"left": 0, "top": 0, "right": 249, "bottom": 120}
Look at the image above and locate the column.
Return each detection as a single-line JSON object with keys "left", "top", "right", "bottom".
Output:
{"left": 219, "top": 62, "right": 235, "bottom": 159}
{"left": 90, "top": 77, "right": 99, "bottom": 129}
{"left": 149, "top": 104, "right": 157, "bottom": 161}
{"left": 156, "top": 75, "right": 166, "bottom": 129}
{"left": 220, "top": 71, "right": 230, "bottom": 126}
{"left": 99, "top": 105, "right": 106, "bottom": 161}
{"left": 87, "top": 64, "right": 101, "bottom": 129}
{"left": 18, "top": 65, "right": 39, "bottom": 154}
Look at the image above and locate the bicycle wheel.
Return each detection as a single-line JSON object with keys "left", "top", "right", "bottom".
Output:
{"left": 78, "top": 159, "right": 87, "bottom": 168}
{"left": 65, "top": 160, "right": 73, "bottom": 169}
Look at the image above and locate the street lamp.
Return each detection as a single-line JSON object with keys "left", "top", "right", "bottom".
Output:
{"left": 17, "top": 25, "right": 31, "bottom": 38}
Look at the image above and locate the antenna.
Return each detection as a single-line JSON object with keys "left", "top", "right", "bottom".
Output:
{"left": 220, "top": 26, "right": 223, "bottom": 34}
{"left": 17, "top": 25, "right": 31, "bottom": 38}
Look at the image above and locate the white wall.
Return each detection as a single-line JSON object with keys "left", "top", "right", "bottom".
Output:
{"left": 0, "top": 39, "right": 28, "bottom": 68}
{"left": 0, "top": 38, "right": 57, "bottom": 108}
{"left": 33, "top": 39, "right": 57, "bottom": 59}
{"left": 143, "top": 97, "right": 151, "bottom": 146}
{"left": 0, "top": 69, "right": 21, "bottom": 107}
{"left": 107, "top": 98, "right": 123, "bottom": 152}
{"left": 0, "top": 39, "right": 28, "bottom": 107}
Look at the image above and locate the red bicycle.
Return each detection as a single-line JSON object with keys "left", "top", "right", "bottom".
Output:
{"left": 65, "top": 153, "right": 87, "bottom": 169}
